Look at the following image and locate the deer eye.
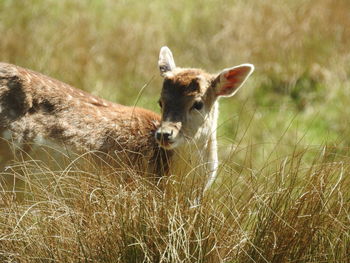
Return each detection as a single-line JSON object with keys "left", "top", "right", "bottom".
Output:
{"left": 191, "top": 101, "right": 204, "bottom": 111}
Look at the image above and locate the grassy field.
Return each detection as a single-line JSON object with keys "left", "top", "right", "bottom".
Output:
{"left": 1, "top": 0, "right": 350, "bottom": 262}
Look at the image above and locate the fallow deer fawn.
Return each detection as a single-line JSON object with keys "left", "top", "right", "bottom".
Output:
{"left": 0, "top": 46, "right": 253, "bottom": 191}
{"left": 156, "top": 47, "right": 253, "bottom": 191}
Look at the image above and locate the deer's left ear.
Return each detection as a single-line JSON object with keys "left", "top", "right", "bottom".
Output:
{"left": 213, "top": 64, "right": 254, "bottom": 97}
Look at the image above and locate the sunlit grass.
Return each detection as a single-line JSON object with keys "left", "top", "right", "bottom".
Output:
{"left": 1, "top": 142, "right": 350, "bottom": 262}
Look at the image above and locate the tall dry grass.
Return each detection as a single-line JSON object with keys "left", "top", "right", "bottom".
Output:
{"left": 1, "top": 0, "right": 350, "bottom": 262}
{"left": 1, "top": 144, "right": 350, "bottom": 262}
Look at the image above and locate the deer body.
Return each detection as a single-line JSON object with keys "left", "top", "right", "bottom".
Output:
{"left": 0, "top": 62, "right": 168, "bottom": 173}
{"left": 0, "top": 47, "right": 254, "bottom": 192}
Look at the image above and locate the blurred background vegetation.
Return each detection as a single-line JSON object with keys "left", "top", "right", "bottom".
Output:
{"left": 1, "top": 0, "right": 350, "bottom": 262}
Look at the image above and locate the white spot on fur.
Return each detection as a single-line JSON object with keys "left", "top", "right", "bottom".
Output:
{"left": 11, "top": 67, "right": 19, "bottom": 75}
{"left": 46, "top": 79, "right": 57, "bottom": 88}
{"left": 152, "top": 120, "right": 160, "bottom": 126}
{"left": 67, "top": 94, "right": 73, "bottom": 101}
{"left": 38, "top": 78, "right": 45, "bottom": 86}
{"left": 25, "top": 75, "right": 31, "bottom": 84}
{"left": 61, "top": 120, "right": 69, "bottom": 127}
{"left": 84, "top": 102, "right": 92, "bottom": 108}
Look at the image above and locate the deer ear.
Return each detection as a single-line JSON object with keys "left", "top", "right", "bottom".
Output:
{"left": 158, "top": 46, "right": 176, "bottom": 77}
{"left": 213, "top": 64, "right": 254, "bottom": 97}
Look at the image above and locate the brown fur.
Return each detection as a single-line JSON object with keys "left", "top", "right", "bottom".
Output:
{"left": 0, "top": 63, "right": 170, "bottom": 175}
{"left": 164, "top": 69, "right": 213, "bottom": 95}
{"left": 159, "top": 68, "right": 217, "bottom": 130}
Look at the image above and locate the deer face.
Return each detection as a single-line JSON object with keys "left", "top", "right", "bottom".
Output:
{"left": 155, "top": 47, "right": 254, "bottom": 150}
{"left": 156, "top": 69, "right": 215, "bottom": 149}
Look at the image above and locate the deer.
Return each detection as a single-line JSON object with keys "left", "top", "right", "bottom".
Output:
{"left": 0, "top": 46, "right": 254, "bottom": 194}
{"left": 156, "top": 47, "right": 254, "bottom": 192}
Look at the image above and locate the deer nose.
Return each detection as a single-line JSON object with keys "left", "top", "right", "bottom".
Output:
{"left": 156, "top": 129, "right": 173, "bottom": 142}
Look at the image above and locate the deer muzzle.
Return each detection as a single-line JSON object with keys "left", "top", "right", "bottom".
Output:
{"left": 155, "top": 121, "right": 182, "bottom": 149}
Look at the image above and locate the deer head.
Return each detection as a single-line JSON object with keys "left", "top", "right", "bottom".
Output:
{"left": 155, "top": 46, "right": 254, "bottom": 150}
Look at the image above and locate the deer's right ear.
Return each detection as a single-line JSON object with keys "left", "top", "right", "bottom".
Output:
{"left": 158, "top": 46, "right": 176, "bottom": 77}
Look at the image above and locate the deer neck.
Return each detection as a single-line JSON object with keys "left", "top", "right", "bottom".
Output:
{"left": 169, "top": 101, "right": 219, "bottom": 180}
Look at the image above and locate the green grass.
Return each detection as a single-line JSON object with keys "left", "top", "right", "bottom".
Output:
{"left": 1, "top": 0, "right": 350, "bottom": 262}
